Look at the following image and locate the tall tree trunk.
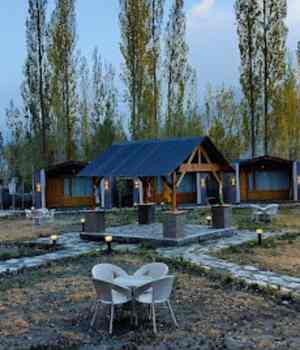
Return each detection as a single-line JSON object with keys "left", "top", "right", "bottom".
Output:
{"left": 263, "top": 0, "right": 269, "bottom": 155}
{"left": 36, "top": 0, "right": 48, "bottom": 166}
{"left": 247, "top": 15, "right": 256, "bottom": 158}
{"left": 152, "top": 0, "right": 158, "bottom": 137}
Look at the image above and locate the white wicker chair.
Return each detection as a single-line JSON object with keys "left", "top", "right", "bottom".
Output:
{"left": 134, "top": 263, "right": 169, "bottom": 279}
{"left": 92, "top": 263, "right": 128, "bottom": 281}
{"left": 134, "top": 275, "right": 178, "bottom": 334}
{"left": 91, "top": 278, "right": 131, "bottom": 334}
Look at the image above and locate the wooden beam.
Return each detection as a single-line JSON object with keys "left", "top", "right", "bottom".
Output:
{"left": 199, "top": 146, "right": 222, "bottom": 185}
{"left": 176, "top": 147, "right": 198, "bottom": 188}
{"left": 179, "top": 163, "right": 222, "bottom": 173}
{"left": 162, "top": 176, "right": 172, "bottom": 191}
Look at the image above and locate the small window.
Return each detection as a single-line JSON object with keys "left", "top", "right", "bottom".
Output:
{"left": 64, "top": 177, "right": 93, "bottom": 197}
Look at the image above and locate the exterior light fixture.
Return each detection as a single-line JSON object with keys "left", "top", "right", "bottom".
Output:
{"left": 50, "top": 234, "right": 58, "bottom": 246}
{"left": 104, "top": 179, "right": 110, "bottom": 191}
{"left": 201, "top": 178, "right": 206, "bottom": 188}
{"left": 297, "top": 176, "right": 300, "bottom": 185}
{"left": 134, "top": 180, "right": 139, "bottom": 189}
{"left": 206, "top": 215, "right": 212, "bottom": 226}
{"left": 256, "top": 228, "right": 263, "bottom": 245}
{"left": 81, "top": 218, "right": 86, "bottom": 232}
{"left": 36, "top": 183, "right": 41, "bottom": 192}
{"left": 230, "top": 176, "right": 236, "bottom": 186}
{"left": 105, "top": 235, "right": 113, "bottom": 254}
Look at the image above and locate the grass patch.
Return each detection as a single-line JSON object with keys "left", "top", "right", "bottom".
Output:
{"left": 214, "top": 232, "right": 300, "bottom": 277}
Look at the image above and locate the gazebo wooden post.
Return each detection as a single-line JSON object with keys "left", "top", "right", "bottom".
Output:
{"left": 172, "top": 172, "right": 177, "bottom": 212}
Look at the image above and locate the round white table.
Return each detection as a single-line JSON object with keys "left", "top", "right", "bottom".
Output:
{"left": 115, "top": 275, "right": 152, "bottom": 288}
{"left": 114, "top": 275, "right": 152, "bottom": 325}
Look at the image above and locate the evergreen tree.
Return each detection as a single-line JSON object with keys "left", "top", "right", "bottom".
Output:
{"left": 164, "top": 0, "right": 190, "bottom": 137}
{"left": 235, "top": 0, "right": 261, "bottom": 157}
{"left": 22, "top": 0, "right": 50, "bottom": 166}
{"left": 48, "top": 0, "right": 78, "bottom": 161}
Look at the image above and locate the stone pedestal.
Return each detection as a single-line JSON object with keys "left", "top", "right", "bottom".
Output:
{"left": 212, "top": 205, "right": 232, "bottom": 229}
{"left": 163, "top": 211, "right": 186, "bottom": 239}
{"left": 138, "top": 203, "right": 156, "bottom": 225}
{"left": 85, "top": 211, "right": 105, "bottom": 233}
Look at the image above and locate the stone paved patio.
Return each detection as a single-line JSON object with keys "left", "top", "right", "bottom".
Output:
{"left": 157, "top": 230, "right": 300, "bottom": 295}
{"left": 0, "top": 233, "right": 138, "bottom": 276}
{"left": 81, "top": 223, "right": 236, "bottom": 246}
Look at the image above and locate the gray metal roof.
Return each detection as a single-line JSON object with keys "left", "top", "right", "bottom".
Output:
{"left": 79, "top": 136, "right": 231, "bottom": 178}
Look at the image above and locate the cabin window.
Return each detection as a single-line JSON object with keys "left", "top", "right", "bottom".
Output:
{"left": 255, "top": 171, "right": 289, "bottom": 191}
{"left": 64, "top": 177, "right": 93, "bottom": 197}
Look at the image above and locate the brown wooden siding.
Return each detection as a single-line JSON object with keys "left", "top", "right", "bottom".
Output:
{"left": 240, "top": 169, "right": 291, "bottom": 201}
{"left": 46, "top": 176, "right": 94, "bottom": 209}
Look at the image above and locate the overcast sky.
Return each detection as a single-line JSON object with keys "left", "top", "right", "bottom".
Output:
{"left": 0, "top": 0, "right": 300, "bottom": 137}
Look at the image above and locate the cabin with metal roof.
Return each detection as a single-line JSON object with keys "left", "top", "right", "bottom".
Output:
{"left": 34, "top": 161, "right": 95, "bottom": 209}
{"left": 234, "top": 156, "right": 300, "bottom": 202}
{"left": 79, "top": 136, "right": 235, "bottom": 209}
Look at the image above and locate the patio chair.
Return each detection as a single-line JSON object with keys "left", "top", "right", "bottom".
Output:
{"left": 91, "top": 278, "right": 131, "bottom": 334}
{"left": 250, "top": 204, "right": 266, "bottom": 222}
{"left": 134, "top": 263, "right": 169, "bottom": 279}
{"left": 264, "top": 204, "right": 279, "bottom": 222}
{"left": 92, "top": 263, "right": 128, "bottom": 281}
{"left": 134, "top": 275, "right": 178, "bottom": 334}
{"left": 25, "top": 209, "right": 32, "bottom": 219}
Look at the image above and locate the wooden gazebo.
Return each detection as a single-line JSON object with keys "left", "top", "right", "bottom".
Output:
{"left": 79, "top": 136, "right": 233, "bottom": 212}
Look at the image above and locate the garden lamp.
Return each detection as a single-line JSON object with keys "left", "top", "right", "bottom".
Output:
{"left": 81, "top": 218, "right": 86, "bottom": 233}
{"left": 256, "top": 228, "right": 263, "bottom": 245}
{"left": 105, "top": 235, "right": 113, "bottom": 255}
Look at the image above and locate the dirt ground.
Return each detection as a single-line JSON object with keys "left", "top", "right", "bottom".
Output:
{"left": 1, "top": 251, "right": 300, "bottom": 350}
{"left": 215, "top": 232, "right": 300, "bottom": 277}
{"left": 0, "top": 217, "right": 78, "bottom": 243}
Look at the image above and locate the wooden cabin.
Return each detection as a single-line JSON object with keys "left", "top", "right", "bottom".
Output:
{"left": 34, "top": 161, "right": 95, "bottom": 209}
{"left": 235, "top": 156, "right": 297, "bottom": 202}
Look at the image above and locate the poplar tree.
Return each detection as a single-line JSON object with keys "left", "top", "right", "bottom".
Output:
{"left": 119, "top": 0, "right": 151, "bottom": 139}
{"left": 78, "top": 55, "right": 91, "bottom": 160}
{"left": 259, "top": 0, "right": 287, "bottom": 155}
{"left": 48, "top": 0, "right": 78, "bottom": 161}
{"left": 22, "top": 0, "right": 50, "bottom": 166}
{"left": 235, "top": 0, "right": 261, "bottom": 157}
{"left": 164, "top": 0, "right": 190, "bottom": 137}
{"left": 146, "top": 0, "right": 165, "bottom": 137}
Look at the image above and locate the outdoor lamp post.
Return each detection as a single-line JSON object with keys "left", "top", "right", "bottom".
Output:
{"left": 206, "top": 215, "right": 212, "bottom": 226}
{"left": 81, "top": 218, "right": 86, "bottom": 233}
{"left": 50, "top": 234, "right": 58, "bottom": 246}
{"left": 105, "top": 235, "right": 113, "bottom": 255}
{"left": 256, "top": 228, "right": 263, "bottom": 245}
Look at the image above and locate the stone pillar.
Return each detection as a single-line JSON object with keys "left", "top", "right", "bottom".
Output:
{"left": 138, "top": 203, "right": 156, "bottom": 224}
{"left": 84, "top": 211, "right": 106, "bottom": 233}
{"left": 163, "top": 211, "right": 186, "bottom": 239}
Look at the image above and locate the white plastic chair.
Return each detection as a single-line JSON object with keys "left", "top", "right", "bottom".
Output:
{"left": 264, "top": 204, "right": 279, "bottom": 221}
{"left": 25, "top": 209, "right": 32, "bottom": 219}
{"left": 91, "top": 278, "right": 131, "bottom": 334}
{"left": 134, "top": 263, "right": 169, "bottom": 279}
{"left": 134, "top": 275, "right": 178, "bottom": 334}
{"left": 92, "top": 263, "right": 128, "bottom": 282}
